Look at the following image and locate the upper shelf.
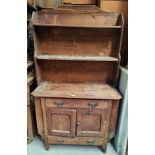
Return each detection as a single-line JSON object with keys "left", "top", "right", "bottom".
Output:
{"left": 35, "top": 54, "right": 119, "bottom": 62}
{"left": 31, "top": 5, "right": 124, "bottom": 28}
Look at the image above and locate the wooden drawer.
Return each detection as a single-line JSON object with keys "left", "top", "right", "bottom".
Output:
{"left": 48, "top": 136, "right": 105, "bottom": 146}
{"left": 45, "top": 98, "right": 111, "bottom": 110}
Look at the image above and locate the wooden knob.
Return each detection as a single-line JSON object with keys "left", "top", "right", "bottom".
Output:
{"left": 87, "top": 140, "right": 95, "bottom": 144}
{"left": 54, "top": 102, "right": 64, "bottom": 106}
{"left": 57, "top": 139, "right": 65, "bottom": 143}
{"left": 88, "top": 103, "right": 97, "bottom": 108}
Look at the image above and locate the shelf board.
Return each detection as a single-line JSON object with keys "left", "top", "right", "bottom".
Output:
{"left": 35, "top": 55, "right": 118, "bottom": 62}
{"left": 33, "top": 24, "right": 122, "bottom": 29}
{"left": 32, "top": 81, "right": 121, "bottom": 100}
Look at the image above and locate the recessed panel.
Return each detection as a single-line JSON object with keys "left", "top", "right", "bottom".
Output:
{"left": 81, "top": 114, "right": 101, "bottom": 131}
{"left": 77, "top": 109, "right": 110, "bottom": 137}
{"left": 51, "top": 114, "right": 71, "bottom": 133}
{"left": 46, "top": 108, "right": 76, "bottom": 137}
{"left": 39, "top": 60, "right": 116, "bottom": 83}
{"left": 35, "top": 27, "right": 119, "bottom": 57}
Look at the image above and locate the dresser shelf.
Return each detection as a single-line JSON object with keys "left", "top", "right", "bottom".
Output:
{"left": 35, "top": 54, "right": 119, "bottom": 62}
{"left": 32, "top": 81, "right": 121, "bottom": 100}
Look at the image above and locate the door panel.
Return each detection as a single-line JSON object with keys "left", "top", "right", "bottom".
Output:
{"left": 80, "top": 114, "right": 101, "bottom": 131}
{"left": 77, "top": 107, "right": 111, "bottom": 137}
{"left": 46, "top": 108, "right": 76, "bottom": 137}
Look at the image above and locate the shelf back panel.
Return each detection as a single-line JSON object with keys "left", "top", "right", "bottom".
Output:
{"left": 32, "top": 6, "right": 119, "bottom": 27}
{"left": 34, "top": 27, "right": 120, "bottom": 58}
{"left": 37, "top": 60, "right": 117, "bottom": 84}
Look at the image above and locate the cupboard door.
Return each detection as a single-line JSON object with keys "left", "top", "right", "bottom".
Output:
{"left": 77, "top": 107, "right": 111, "bottom": 137}
{"left": 46, "top": 108, "right": 76, "bottom": 137}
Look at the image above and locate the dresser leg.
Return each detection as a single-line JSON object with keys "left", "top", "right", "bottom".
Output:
{"left": 27, "top": 137, "right": 33, "bottom": 144}
{"left": 44, "top": 143, "right": 49, "bottom": 151}
{"left": 44, "top": 136, "right": 49, "bottom": 150}
{"left": 101, "top": 145, "right": 107, "bottom": 153}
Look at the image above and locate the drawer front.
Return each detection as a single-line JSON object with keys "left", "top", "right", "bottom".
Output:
{"left": 48, "top": 136, "right": 105, "bottom": 146}
{"left": 45, "top": 98, "right": 110, "bottom": 110}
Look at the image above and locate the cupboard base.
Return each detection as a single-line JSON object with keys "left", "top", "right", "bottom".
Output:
{"left": 43, "top": 136, "right": 107, "bottom": 152}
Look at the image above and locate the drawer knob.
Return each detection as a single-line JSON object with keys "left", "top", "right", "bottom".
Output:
{"left": 58, "top": 139, "right": 65, "bottom": 143}
{"left": 87, "top": 140, "right": 95, "bottom": 144}
{"left": 54, "top": 102, "right": 64, "bottom": 106}
{"left": 88, "top": 103, "right": 97, "bottom": 108}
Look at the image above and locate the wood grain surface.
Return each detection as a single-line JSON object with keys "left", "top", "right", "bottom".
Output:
{"left": 32, "top": 81, "right": 121, "bottom": 99}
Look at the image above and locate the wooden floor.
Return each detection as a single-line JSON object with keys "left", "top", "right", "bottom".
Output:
{"left": 27, "top": 136, "right": 119, "bottom": 155}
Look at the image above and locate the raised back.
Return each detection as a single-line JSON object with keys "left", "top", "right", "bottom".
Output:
{"left": 32, "top": 5, "right": 124, "bottom": 86}
{"left": 34, "top": 27, "right": 121, "bottom": 58}
{"left": 37, "top": 60, "right": 117, "bottom": 84}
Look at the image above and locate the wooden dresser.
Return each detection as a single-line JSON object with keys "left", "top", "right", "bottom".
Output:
{"left": 31, "top": 5, "right": 124, "bottom": 152}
